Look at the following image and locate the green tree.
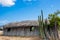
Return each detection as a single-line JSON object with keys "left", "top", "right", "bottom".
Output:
{"left": 48, "top": 11, "right": 60, "bottom": 29}
{"left": 48, "top": 11, "right": 60, "bottom": 40}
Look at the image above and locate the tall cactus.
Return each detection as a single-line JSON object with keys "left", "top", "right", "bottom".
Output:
{"left": 38, "top": 10, "right": 45, "bottom": 39}
{"left": 38, "top": 16, "right": 43, "bottom": 38}
{"left": 41, "top": 10, "right": 45, "bottom": 39}
{"left": 38, "top": 16, "right": 41, "bottom": 36}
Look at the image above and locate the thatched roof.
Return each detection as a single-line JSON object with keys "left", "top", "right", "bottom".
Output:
{"left": 3, "top": 20, "right": 39, "bottom": 28}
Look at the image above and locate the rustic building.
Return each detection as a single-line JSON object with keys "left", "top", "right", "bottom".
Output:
{"left": 3, "top": 20, "right": 39, "bottom": 36}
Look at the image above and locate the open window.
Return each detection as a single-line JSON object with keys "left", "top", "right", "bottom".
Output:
{"left": 7, "top": 28, "right": 11, "bottom": 32}
{"left": 30, "top": 26, "right": 35, "bottom": 31}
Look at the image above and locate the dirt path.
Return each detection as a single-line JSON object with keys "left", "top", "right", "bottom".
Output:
{"left": 0, "top": 36, "right": 40, "bottom": 40}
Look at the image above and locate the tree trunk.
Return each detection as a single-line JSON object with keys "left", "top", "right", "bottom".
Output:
{"left": 54, "top": 22, "right": 59, "bottom": 40}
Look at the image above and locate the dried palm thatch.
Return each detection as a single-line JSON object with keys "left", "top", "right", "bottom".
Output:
{"left": 3, "top": 20, "right": 39, "bottom": 28}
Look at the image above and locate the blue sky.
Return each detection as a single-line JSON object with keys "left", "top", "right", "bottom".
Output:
{"left": 0, "top": 0, "right": 60, "bottom": 25}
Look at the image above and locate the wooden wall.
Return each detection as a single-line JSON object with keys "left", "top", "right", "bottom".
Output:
{"left": 3, "top": 27, "right": 39, "bottom": 36}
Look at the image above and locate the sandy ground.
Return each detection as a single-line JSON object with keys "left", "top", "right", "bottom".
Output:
{"left": 0, "top": 31, "right": 60, "bottom": 40}
{"left": 0, "top": 31, "right": 3, "bottom": 35}
{"left": 0, "top": 36, "right": 40, "bottom": 40}
{"left": 0, "top": 31, "right": 40, "bottom": 40}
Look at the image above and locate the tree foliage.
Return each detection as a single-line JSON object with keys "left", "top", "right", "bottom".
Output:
{"left": 48, "top": 11, "right": 60, "bottom": 29}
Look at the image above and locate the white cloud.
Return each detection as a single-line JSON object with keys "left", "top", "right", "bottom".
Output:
{"left": 23, "top": 0, "right": 32, "bottom": 2}
{"left": 23, "top": 0, "right": 37, "bottom": 2}
{"left": 0, "top": 0, "right": 16, "bottom": 7}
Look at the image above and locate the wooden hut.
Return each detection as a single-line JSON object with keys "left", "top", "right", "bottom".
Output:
{"left": 3, "top": 20, "right": 39, "bottom": 36}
